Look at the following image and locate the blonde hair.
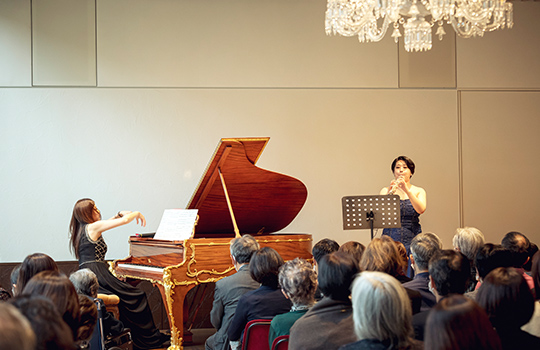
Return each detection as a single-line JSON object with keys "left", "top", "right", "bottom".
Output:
{"left": 351, "top": 271, "right": 413, "bottom": 348}
{"left": 453, "top": 227, "right": 485, "bottom": 261}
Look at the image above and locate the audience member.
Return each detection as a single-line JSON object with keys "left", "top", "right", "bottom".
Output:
{"left": 338, "top": 241, "right": 365, "bottom": 268}
{"left": 9, "top": 295, "right": 74, "bottom": 350}
{"left": 10, "top": 264, "right": 20, "bottom": 296}
{"left": 228, "top": 247, "right": 291, "bottom": 348}
{"left": 412, "top": 249, "right": 470, "bottom": 340}
{"left": 477, "top": 267, "right": 540, "bottom": 349}
{"left": 523, "top": 251, "right": 540, "bottom": 336}
{"left": 339, "top": 271, "right": 422, "bottom": 350}
{"left": 394, "top": 241, "right": 410, "bottom": 281}
{"left": 22, "top": 270, "right": 81, "bottom": 340}
{"left": 289, "top": 252, "right": 358, "bottom": 350}
{"left": 312, "top": 238, "right": 340, "bottom": 300}
{"left": 360, "top": 236, "right": 421, "bottom": 314}
{"left": 76, "top": 294, "right": 98, "bottom": 350}
{"left": 453, "top": 227, "right": 485, "bottom": 291}
{"left": 268, "top": 258, "right": 317, "bottom": 348}
{"left": 403, "top": 232, "right": 442, "bottom": 311}
{"left": 0, "top": 286, "right": 11, "bottom": 301}
{"left": 16, "top": 252, "right": 58, "bottom": 296}
{"left": 466, "top": 243, "right": 512, "bottom": 299}
{"left": 524, "top": 243, "right": 539, "bottom": 273}
{"left": 0, "top": 301, "right": 36, "bottom": 350}
{"left": 424, "top": 294, "right": 502, "bottom": 350}
{"left": 69, "top": 268, "right": 125, "bottom": 338}
{"left": 501, "top": 231, "right": 535, "bottom": 290}
{"left": 205, "top": 234, "right": 260, "bottom": 350}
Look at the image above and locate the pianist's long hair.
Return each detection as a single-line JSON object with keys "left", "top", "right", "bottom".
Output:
{"left": 69, "top": 198, "right": 97, "bottom": 259}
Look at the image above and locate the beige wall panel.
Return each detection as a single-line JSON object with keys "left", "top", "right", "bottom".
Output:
{"left": 32, "top": 0, "right": 96, "bottom": 86}
{"left": 457, "top": 2, "right": 540, "bottom": 89}
{"left": 0, "top": 0, "right": 31, "bottom": 86}
{"left": 97, "top": 0, "right": 398, "bottom": 88}
{"left": 399, "top": 24, "right": 456, "bottom": 88}
{"left": 0, "top": 88, "right": 458, "bottom": 261}
{"left": 461, "top": 91, "right": 540, "bottom": 245}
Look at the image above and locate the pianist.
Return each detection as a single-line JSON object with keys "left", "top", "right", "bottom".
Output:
{"left": 205, "top": 234, "right": 260, "bottom": 350}
{"left": 68, "top": 198, "right": 168, "bottom": 350}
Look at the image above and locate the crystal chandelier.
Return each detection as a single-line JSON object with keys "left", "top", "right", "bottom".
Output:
{"left": 325, "top": 0, "right": 514, "bottom": 52}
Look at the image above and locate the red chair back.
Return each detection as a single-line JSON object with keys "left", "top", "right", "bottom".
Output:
{"left": 271, "top": 335, "right": 289, "bottom": 350}
{"left": 241, "top": 319, "right": 272, "bottom": 350}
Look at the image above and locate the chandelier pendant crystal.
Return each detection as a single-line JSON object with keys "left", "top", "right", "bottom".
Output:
{"left": 325, "top": 0, "right": 513, "bottom": 52}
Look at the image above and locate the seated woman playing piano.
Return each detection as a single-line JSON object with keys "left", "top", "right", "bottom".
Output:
{"left": 69, "top": 198, "right": 168, "bottom": 350}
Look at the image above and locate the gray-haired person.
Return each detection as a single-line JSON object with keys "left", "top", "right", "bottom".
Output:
{"left": 69, "top": 268, "right": 125, "bottom": 338}
{"left": 268, "top": 258, "right": 317, "bottom": 348}
{"left": 403, "top": 232, "right": 442, "bottom": 311}
{"left": 205, "top": 234, "right": 260, "bottom": 350}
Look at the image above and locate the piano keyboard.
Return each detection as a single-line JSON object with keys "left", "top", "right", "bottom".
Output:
{"left": 117, "top": 263, "right": 164, "bottom": 273}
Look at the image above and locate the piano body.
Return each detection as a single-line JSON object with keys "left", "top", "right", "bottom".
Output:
{"left": 111, "top": 138, "right": 312, "bottom": 350}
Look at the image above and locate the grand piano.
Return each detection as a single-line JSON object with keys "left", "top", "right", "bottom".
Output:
{"left": 111, "top": 138, "right": 312, "bottom": 350}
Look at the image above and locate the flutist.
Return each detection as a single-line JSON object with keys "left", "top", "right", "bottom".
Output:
{"left": 380, "top": 156, "right": 427, "bottom": 276}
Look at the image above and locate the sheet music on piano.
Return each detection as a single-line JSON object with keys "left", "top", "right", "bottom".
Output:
{"left": 153, "top": 209, "right": 198, "bottom": 241}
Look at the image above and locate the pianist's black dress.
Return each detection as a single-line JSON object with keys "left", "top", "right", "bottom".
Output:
{"left": 78, "top": 225, "right": 165, "bottom": 350}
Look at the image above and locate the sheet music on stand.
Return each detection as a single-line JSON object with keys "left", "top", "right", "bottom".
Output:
{"left": 154, "top": 209, "right": 199, "bottom": 241}
{"left": 341, "top": 195, "right": 401, "bottom": 240}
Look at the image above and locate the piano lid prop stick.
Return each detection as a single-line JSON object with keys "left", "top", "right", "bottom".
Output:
{"left": 218, "top": 167, "right": 241, "bottom": 238}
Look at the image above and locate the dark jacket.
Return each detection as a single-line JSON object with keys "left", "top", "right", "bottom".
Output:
{"left": 289, "top": 297, "right": 356, "bottom": 350}
{"left": 205, "top": 265, "right": 259, "bottom": 350}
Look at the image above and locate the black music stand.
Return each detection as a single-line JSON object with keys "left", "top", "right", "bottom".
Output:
{"left": 341, "top": 195, "right": 401, "bottom": 240}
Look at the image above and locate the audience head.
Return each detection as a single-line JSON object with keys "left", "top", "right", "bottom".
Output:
{"left": 10, "top": 264, "right": 21, "bottom": 296}
{"left": 22, "top": 270, "right": 81, "bottom": 340}
{"left": 360, "top": 236, "right": 402, "bottom": 278}
{"left": 17, "top": 252, "right": 59, "bottom": 296}
{"left": 318, "top": 251, "right": 359, "bottom": 301}
{"left": 410, "top": 232, "right": 442, "bottom": 272}
{"left": 312, "top": 238, "right": 340, "bottom": 265}
{"left": 230, "top": 234, "right": 260, "bottom": 265}
{"left": 428, "top": 250, "right": 470, "bottom": 298}
{"left": 69, "top": 268, "right": 99, "bottom": 298}
{"left": 351, "top": 271, "right": 413, "bottom": 348}
{"left": 76, "top": 295, "right": 97, "bottom": 346}
{"left": 425, "top": 294, "right": 502, "bottom": 350}
{"left": 9, "top": 295, "right": 74, "bottom": 350}
{"left": 0, "top": 301, "right": 36, "bottom": 350}
{"left": 394, "top": 241, "right": 409, "bottom": 276}
{"left": 474, "top": 244, "right": 512, "bottom": 281}
{"left": 249, "top": 247, "right": 284, "bottom": 289}
{"left": 524, "top": 242, "right": 538, "bottom": 272}
{"left": 0, "top": 287, "right": 11, "bottom": 301}
{"left": 338, "top": 241, "right": 365, "bottom": 268}
{"left": 501, "top": 231, "right": 531, "bottom": 268}
{"left": 477, "top": 267, "right": 534, "bottom": 330}
{"left": 278, "top": 258, "right": 317, "bottom": 308}
{"left": 532, "top": 251, "right": 540, "bottom": 299}
{"left": 452, "top": 227, "right": 485, "bottom": 262}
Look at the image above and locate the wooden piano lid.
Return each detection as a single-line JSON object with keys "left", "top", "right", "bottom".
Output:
{"left": 187, "top": 137, "right": 308, "bottom": 236}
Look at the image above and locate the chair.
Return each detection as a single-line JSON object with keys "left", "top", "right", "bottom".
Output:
{"left": 241, "top": 319, "right": 272, "bottom": 350}
{"left": 97, "top": 293, "right": 120, "bottom": 320}
{"left": 89, "top": 299, "right": 133, "bottom": 350}
{"left": 270, "top": 335, "right": 289, "bottom": 350}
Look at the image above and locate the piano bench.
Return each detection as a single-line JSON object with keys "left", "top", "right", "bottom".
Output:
{"left": 97, "top": 293, "right": 121, "bottom": 320}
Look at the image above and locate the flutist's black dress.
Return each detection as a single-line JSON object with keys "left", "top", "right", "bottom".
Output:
{"left": 78, "top": 225, "right": 165, "bottom": 350}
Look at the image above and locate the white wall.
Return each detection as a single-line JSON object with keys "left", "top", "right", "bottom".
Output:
{"left": 0, "top": 0, "right": 539, "bottom": 262}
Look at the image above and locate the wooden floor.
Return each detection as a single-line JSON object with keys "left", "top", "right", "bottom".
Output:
{"left": 151, "top": 328, "right": 215, "bottom": 350}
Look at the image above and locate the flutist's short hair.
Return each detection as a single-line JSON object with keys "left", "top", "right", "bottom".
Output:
{"left": 230, "top": 234, "right": 260, "bottom": 264}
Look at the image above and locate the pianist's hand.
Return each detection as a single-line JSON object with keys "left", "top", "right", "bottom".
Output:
{"left": 134, "top": 212, "right": 146, "bottom": 227}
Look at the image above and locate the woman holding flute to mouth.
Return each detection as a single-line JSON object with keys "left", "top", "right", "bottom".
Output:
{"left": 380, "top": 156, "right": 427, "bottom": 276}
